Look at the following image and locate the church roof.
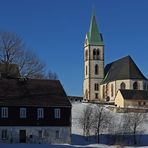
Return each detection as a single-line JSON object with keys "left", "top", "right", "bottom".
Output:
{"left": 101, "top": 56, "right": 147, "bottom": 84}
{"left": 119, "top": 89, "right": 148, "bottom": 100}
{"left": 86, "top": 13, "right": 104, "bottom": 45}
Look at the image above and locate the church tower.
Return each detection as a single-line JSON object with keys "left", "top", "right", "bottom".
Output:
{"left": 83, "top": 13, "right": 104, "bottom": 101}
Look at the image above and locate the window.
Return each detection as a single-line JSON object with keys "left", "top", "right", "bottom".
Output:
{"left": 55, "top": 130, "right": 60, "bottom": 139}
{"left": 133, "top": 82, "right": 138, "bottom": 90}
{"left": 96, "top": 49, "right": 100, "bottom": 59}
{"left": 2, "top": 130, "right": 7, "bottom": 140}
{"left": 85, "top": 89, "right": 88, "bottom": 99}
{"left": 38, "top": 130, "right": 43, "bottom": 138}
{"left": 120, "top": 82, "right": 126, "bottom": 90}
{"left": 85, "top": 50, "right": 88, "bottom": 61}
{"left": 86, "top": 66, "right": 87, "bottom": 75}
{"left": 37, "top": 108, "right": 44, "bottom": 119}
{"left": 94, "top": 83, "right": 99, "bottom": 91}
{"left": 20, "top": 108, "right": 26, "bottom": 118}
{"left": 93, "top": 49, "right": 96, "bottom": 59}
{"left": 103, "top": 85, "right": 105, "bottom": 99}
{"left": 95, "top": 64, "right": 99, "bottom": 75}
{"left": 54, "top": 109, "right": 61, "bottom": 119}
{"left": 1, "top": 107, "right": 8, "bottom": 118}
{"left": 95, "top": 93, "right": 98, "bottom": 99}
{"left": 111, "top": 84, "right": 114, "bottom": 97}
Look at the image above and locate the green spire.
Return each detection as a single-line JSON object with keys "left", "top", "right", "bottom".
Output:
{"left": 87, "top": 13, "right": 104, "bottom": 45}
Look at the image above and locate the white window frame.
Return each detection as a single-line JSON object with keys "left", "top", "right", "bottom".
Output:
{"left": 54, "top": 109, "right": 61, "bottom": 119}
{"left": 37, "top": 108, "right": 44, "bottom": 119}
{"left": 2, "top": 129, "right": 7, "bottom": 140}
{"left": 20, "top": 108, "right": 26, "bottom": 118}
{"left": 1, "top": 107, "right": 8, "bottom": 118}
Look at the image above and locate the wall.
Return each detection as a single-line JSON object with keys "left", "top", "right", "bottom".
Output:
{"left": 0, "top": 126, "right": 71, "bottom": 144}
{"left": 114, "top": 91, "right": 124, "bottom": 108}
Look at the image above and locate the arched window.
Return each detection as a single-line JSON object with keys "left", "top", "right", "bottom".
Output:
{"left": 85, "top": 89, "right": 88, "bottom": 99}
{"left": 93, "top": 49, "right": 96, "bottom": 59}
{"left": 103, "top": 85, "right": 105, "bottom": 99}
{"left": 85, "top": 50, "right": 88, "bottom": 61}
{"left": 86, "top": 66, "right": 87, "bottom": 75}
{"left": 94, "top": 83, "right": 99, "bottom": 91}
{"left": 95, "top": 64, "right": 99, "bottom": 75}
{"left": 111, "top": 84, "right": 114, "bottom": 97}
{"left": 133, "top": 82, "right": 138, "bottom": 90}
{"left": 120, "top": 82, "right": 126, "bottom": 89}
{"left": 96, "top": 49, "right": 100, "bottom": 59}
{"left": 106, "top": 84, "right": 109, "bottom": 96}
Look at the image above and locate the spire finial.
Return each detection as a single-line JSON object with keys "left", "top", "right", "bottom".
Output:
{"left": 92, "top": 5, "right": 96, "bottom": 16}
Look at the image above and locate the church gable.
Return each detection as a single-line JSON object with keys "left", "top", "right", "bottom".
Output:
{"left": 101, "top": 56, "right": 147, "bottom": 84}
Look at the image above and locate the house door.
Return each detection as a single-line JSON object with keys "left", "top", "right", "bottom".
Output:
{"left": 19, "top": 130, "right": 26, "bottom": 143}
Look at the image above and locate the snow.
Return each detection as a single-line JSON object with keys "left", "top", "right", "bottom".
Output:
{"left": 1, "top": 102, "right": 148, "bottom": 147}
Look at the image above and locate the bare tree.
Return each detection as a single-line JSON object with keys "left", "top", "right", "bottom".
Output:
{"left": 79, "top": 104, "right": 94, "bottom": 139}
{"left": 92, "top": 104, "right": 112, "bottom": 143}
{"left": 48, "top": 70, "right": 58, "bottom": 80}
{"left": 0, "top": 31, "right": 46, "bottom": 78}
{"left": 121, "top": 112, "right": 146, "bottom": 145}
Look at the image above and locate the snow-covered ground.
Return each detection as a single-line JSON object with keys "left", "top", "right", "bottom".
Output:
{"left": 1, "top": 102, "right": 148, "bottom": 148}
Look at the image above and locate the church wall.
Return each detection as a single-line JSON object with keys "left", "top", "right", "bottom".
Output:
{"left": 116, "top": 80, "right": 131, "bottom": 90}
{"left": 100, "top": 79, "right": 148, "bottom": 103}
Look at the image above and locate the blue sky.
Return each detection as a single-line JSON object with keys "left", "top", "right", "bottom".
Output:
{"left": 0, "top": 0, "right": 148, "bottom": 96}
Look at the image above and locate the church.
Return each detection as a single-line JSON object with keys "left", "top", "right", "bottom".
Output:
{"left": 83, "top": 13, "right": 148, "bottom": 109}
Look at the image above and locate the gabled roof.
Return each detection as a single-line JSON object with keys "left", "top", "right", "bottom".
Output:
{"left": 119, "top": 89, "right": 148, "bottom": 100}
{"left": 101, "top": 56, "right": 147, "bottom": 84}
{"left": 0, "top": 79, "right": 71, "bottom": 107}
{"left": 86, "top": 13, "right": 104, "bottom": 45}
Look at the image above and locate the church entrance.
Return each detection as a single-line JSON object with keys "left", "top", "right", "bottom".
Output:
{"left": 19, "top": 130, "right": 26, "bottom": 143}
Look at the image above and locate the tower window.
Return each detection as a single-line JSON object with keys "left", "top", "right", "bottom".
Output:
{"left": 94, "top": 83, "right": 99, "bottom": 91}
{"left": 96, "top": 49, "right": 100, "bottom": 59}
{"left": 95, "top": 64, "right": 99, "bottom": 75}
{"left": 85, "top": 50, "right": 88, "bottom": 61}
{"left": 85, "top": 89, "right": 88, "bottom": 99}
{"left": 103, "top": 85, "right": 105, "bottom": 99}
{"left": 111, "top": 84, "right": 114, "bottom": 97}
{"left": 93, "top": 49, "right": 96, "bottom": 59}
{"left": 86, "top": 66, "right": 87, "bottom": 75}
{"left": 120, "top": 82, "right": 126, "bottom": 90}
{"left": 95, "top": 93, "right": 98, "bottom": 99}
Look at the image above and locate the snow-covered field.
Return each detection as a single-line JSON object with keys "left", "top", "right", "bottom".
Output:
{"left": 1, "top": 102, "right": 148, "bottom": 148}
